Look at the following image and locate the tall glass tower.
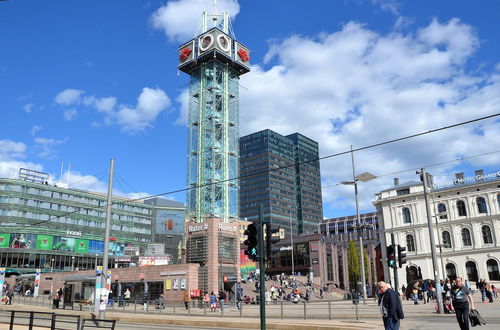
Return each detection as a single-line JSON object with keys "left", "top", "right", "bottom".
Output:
{"left": 178, "top": 11, "right": 250, "bottom": 223}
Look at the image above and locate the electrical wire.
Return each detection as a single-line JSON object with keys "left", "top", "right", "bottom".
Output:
{"left": 26, "top": 112, "right": 500, "bottom": 227}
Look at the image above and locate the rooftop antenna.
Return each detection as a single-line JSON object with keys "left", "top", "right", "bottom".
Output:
{"left": 67, "top": 163, "right": 71, "bottom": 188}
{"left": 59, "top": 162, "right": 64, "bottom": 182}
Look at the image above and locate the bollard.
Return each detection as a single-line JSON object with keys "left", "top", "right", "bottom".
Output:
{"left": 134, "top": 300, "right": 137, "bottom": 313}
{"left": 280, "top": 301, "right": 283, "bottom": 320}
{"left": 173, "top": 302, "right": 176, "bottom": 315}
{"left": 355, "top": 303, "right": 359, "bottom": 320}
{"left": 204, "top": 301, "right": 207, "bottom": 316}
{"left": 188, "top": 302, "right": 191, "bottom": 316}
{"left": 9, "top": 311, "right": 15, "bottom": 330}
{"left": 36, "top": 296, "right": 38, "bottom": 306}
{"left": 328, "top": 300, "right": 332, "bottom": 320}
{"left": 239, "top": 301, "right": 242, "bottom": 318}
{"left": 303, "top": 300, "right": 307, "bottom": 320}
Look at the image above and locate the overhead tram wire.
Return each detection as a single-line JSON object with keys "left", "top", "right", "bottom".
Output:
{"left": 26, "top": 112, "right": 500, "bottom": 227}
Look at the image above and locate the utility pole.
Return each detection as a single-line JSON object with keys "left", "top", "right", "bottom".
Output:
{"left": 351, "top": 146, "right": 367, "bottom": 304}
{"left": 420, "top": 168, "right": 444, "bottom": 314}
{"left": 258, "top": 204, "right": 266, "bottom": 330}
{"left": 99, "top": 158, "right": 114, "bottom": 319}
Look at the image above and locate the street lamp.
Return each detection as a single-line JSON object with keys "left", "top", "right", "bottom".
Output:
{"left": 71, "top": 256, "right": 75, "bottom": 271}
{"left": 50, "top": 258, "right": 55, "bottom": 297}
{"left": 340, "top": 146, "right": 376, "bottom": 305}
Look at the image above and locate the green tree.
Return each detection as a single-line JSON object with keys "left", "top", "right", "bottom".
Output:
{"left": 347, "top": 240, "right": 359, "bottom": 291}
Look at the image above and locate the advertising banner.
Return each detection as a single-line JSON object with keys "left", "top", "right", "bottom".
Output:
{"left": 89, "top": 240, "right": 104, "bottom": 254}
{"left": 180, "top": 278, "right": 186, "bottom": 290}
{"left": 156, "top": 210, "right": 185, "bottom": 235}
{"left": 172, "top": 279, "right": 179, "bottom": 290}
{"left": 239, "top": 250, "right": 256, "bottom": 279}
{"left": 75, "top": 239, "right": 89, "bottom": 253}
{"left": 52, "top": 237, "right": 75, "bottom": 251}
{"left": 109, "top": 242, "right": 125, "bottom": 256}
{"left": 0, "top": 234, "right": 10, "bottom": 248}
{"left": 165, "top": 279, "right": 172, "bottom": 290}
{"left": 36, "top": 235, "right": 53, "bottom": 250}
{"left": 10, "top": 233, "right": 36, "bottom": 249}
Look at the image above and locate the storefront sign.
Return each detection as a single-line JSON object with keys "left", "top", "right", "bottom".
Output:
{"left": 66, "top": 230, "right": 82, "bottom": 237}
{"left": 165, "top": 279, "right": 172, "bottom": 290}
{"left": 435, "top": 170, "right": 500, "bottom": 189}
{"left": 160, "top": 271, "right": 187, "bottom": 276}
{"left": 188, "top": 224, "right": 208, "bottom": 233}
{"left": 312, "top": 258, "right": 319, "bottom": 264}
{"left": 180, "top": 278, "right": 187, "bottom": 290}
{"left": 218, "top": 223, "right": 237, "bottom": 232}
{"left": 172, "top": 279, "right": 179, "bottom": 290}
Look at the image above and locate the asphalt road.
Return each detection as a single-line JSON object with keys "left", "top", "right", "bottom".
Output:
{"left": 117, "top": 322, "right": 245, "bottom": 330}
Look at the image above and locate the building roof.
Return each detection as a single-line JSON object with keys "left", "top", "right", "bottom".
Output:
{"left": 379, "top": 180, "right": 422, "bottom": 193}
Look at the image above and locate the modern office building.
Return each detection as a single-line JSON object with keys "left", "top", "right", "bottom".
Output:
{"left": 179, "top": 9, "right": 249, "bottom": 294}
{"left": 374, "top": 170, "right": 500, "bottom": 288}
{"left": 0, "top": 175, "right": 154, "bottom": 275}
{"left": 239, "top": 129, "right": 323, "bottom": 238}
{"left": 144, "top": 197, "right": 185, "bottom": 263}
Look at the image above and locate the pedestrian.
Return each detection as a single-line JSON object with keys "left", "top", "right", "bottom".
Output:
{"left": 378, "top": 281, "right": 404, "bottom": 330}
{"left": 203, "top": 291, "right": 210, "bottom": 308}
{"left": 158, "top": 293, "right": 165, "bottom": 309}
{"left": 478, "top": 279, "right": 486, "bottom": 303}
{"left": 52, "top": 291, "right": 60, "bottom": 309}
{"left": 450, "top": 277, "right": 475, "bottom": 330}
{"left": 6, "top": 290, "right": 13, "bottom": 305}
{"left": 484, "top": 281, "right": 493, "bottom": 303}
{"left": 183, "top": 289, "right": 191, "bottom": 310}
{"left": 412, "top": 282, "right": 419, "bottom": 305}
{"left": 143, "top": 292, "right": 149, "bottom": 311}
{"left": 422, "top": 282, "right": 428, "bottom": 304}
{"left": 218, "top": 290, "right": 226, "bottom": 312}
{"left": 492, "top": 285, "right": 498, "bottom": 299}
{"left": 124, "top": 288, "right": 131, "bottom": 306}
{"left": 209, "top": 291, "right": 217, "bottom": 312}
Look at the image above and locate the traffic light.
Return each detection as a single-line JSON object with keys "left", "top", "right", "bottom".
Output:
{"left": 265, "top": 222, "right": 281, "bottom": 261}
{"left": 244, "top": 223, "right": 259, "bottom": 261}
{"left": 387, "top": 244, "right": 396, "bottom": 269}
{"left": 397, "top": 245, "right": 407, "bottom": 268}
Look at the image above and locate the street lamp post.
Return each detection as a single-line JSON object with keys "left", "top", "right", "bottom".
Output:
{"left": 340, "top": 146, "right": 376, "bottom": 305}
{"left": 95, "top": 254, "right": 99, "bottom": 270}
{"left": 50, "top": 258, "right": 55, "bottom": 298}
{"left": 71, "top": 256, "right": 75, "bottom": 271}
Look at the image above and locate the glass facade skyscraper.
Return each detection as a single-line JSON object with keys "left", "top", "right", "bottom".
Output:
{"left": 239, "top": 129, "right": 323, "bottom": 237}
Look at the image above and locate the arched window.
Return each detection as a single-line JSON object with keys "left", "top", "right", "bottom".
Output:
{"left": 442, "top": 231, "right": 452, "bottom": 248}
{"left": 465, "top": 261, "right": 479, "bottom": 282}
{"left": 457, "top": 200, "right": 467, "bottom": 217}
{"left": 486, "top": 259, "right": 500, "bottom": 281}
{"left": 461, "top": 228, "right": 472, "bottom": 246}
{"left": 402, "top": 207, "right": 411, "bottom": 224}
{"left": 446, "top": 263, "right": 457, "bottom": 280}
{"left": 482, "top": 225, "right": 493, "bottom": 244}
{"left": 406, "top": 234, "right": 415, "bottom": 252}
{"left": 477, "top": 197, "right": 488, "bottom": 214}
{"left": 437, "top": 203, "right": 447, "bottom": 219}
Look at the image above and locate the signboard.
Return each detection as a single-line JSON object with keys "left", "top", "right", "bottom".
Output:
{"left": 312, "top": 258, "right": 319, "bottom": 265}
{"left": 172, "top": 279, "right": 179, "bottom": 290}
{"left": 18, "top": 168, "right": 49, "bottom": 184}
{"left": 36, "top": 235, "right": 53, "bottom": 250}
{"left": 310, "top": 243, "right": 319, "bottom": 252}
{"left": 75, "top": 239, "right": 89, "bottom": 253}
{"left": 180, "top": 278, "right": 186, "bottom": 290}
{"left": 190, "top": 289, "right": 200, "bottom": 298}
{"left": 0, "top": 234, "right": 10, "bottom": 248}
{"left": 33, "top": 269, "right": 41, "bottom": 297}
{"left": 165, "top": 279, "right": 172, "bottom": 290}
{"left": 156, "top": 210, "right": 185, "bottom": 235}
{"left": 11, "top": 233, "right": 36, "bottom": 249}
{"left": 53, "top": 237, "right": 75, "bottom": 251}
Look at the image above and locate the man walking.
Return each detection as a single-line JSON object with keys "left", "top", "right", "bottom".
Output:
{"left": 450, "top": 277, "right": 475, "bottom": 330}
{"left": 378, "top": 281, "right": 404, "bottom": 330}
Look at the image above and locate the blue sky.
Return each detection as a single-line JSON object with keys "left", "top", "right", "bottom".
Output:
{"left": 1, "top": 0, "right": 499, "bottom": 218}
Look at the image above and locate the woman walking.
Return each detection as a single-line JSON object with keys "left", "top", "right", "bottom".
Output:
{"left": 450, "top": 277, "right": 475, "bottom": 330}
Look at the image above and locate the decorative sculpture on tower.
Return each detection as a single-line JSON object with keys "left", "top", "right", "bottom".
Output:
{"left": 179, "top": 9, "right": 250, "bottom": 293}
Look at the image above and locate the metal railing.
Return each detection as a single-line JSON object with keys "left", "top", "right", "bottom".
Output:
{"left": 0, "top": 309, "right": 114, "bottom": 330}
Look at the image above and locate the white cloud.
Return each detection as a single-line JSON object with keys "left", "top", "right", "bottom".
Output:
{"left": 31, "top": 125, "right": 42, "bottom": 136}
{"left": 0, "top": 140, "right": 43, "bottom": 179}
{"left": 114, "top": 88, "right": 171, "bottom": 132}
{"left": 151, "top": 0, "right": 240, "bottom": 42}
{"left": 54, "top": 89, "right": 84, "bottom": 105}
{"left": 63, "top": 109, "right": 77, "bottom": 121}
{"left": 178, "top": 18, "right": 500, "bottom": 214}
{"left": 54, "top": 88, "right": 169, "bottom": 132}
{"left": 23, "top": 103, "right": 34, "bottom": 113}
{"left": 34, "top": 137, "right": 68, "bottom": 160}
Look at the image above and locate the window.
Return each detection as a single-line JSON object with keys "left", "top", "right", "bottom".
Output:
{"left": 457, "top": 200, "right": 467, "bottom": 217}
{"left": 442, "top": 231, "right": 452, "bottom": 248}
{"left": 402, "top": 207, "right": 411, "bottom": 224}
{"left": 461, "top": 228, "right": 472, "bottom": 246}
{"left": 446, "top": 263, "right": 457, "bottom": 281}
{"left": 487, "top": 259, "right": 500, "bottom": 281}
{"left": 476, "top": 197, "right": 487, "bottom": 214}
{"left": 397, "top": 189, "right": 410, "bottom": 196}
{"left": 437, "top": 203, "right": 447, "bottom": 219}
{"left": 406, "top": 234, "right": 415, "bottom": 252}
{"left": 482, "top": 225, "right": 493, "bottom": 244}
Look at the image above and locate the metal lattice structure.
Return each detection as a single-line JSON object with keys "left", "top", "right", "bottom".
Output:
{"left": 179, "top": 10, "right": 250, "bottom": 223}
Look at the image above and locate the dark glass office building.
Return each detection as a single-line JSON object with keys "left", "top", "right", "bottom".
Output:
{"left": 239, "top": 129, "right": 323, "bottom": 237}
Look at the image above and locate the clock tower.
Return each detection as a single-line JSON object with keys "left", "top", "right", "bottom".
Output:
{"left": 179, "top": 9, "right": 250, "bottom": 293}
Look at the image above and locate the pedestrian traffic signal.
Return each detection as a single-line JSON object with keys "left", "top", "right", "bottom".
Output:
{"left": 244, "top": 223, "right": 259, "bottom": 261}
{"left": 265, "top": 222, "right": 281, "bottom": 261}
{"left": 397, "top": 245, "right": 407, "bottom": 268}
{"left": 387, "top": 244, "right": 396, "bottom": 269}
